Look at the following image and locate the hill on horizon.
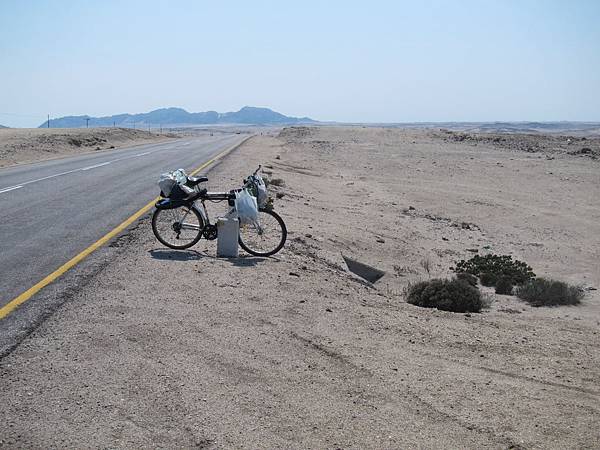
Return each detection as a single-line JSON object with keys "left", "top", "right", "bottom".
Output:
{"left": 0, "top": 124, "right": 9, "bottom": 128}
{"left": 41, "top": 106, "right": 316, "bottom": 128}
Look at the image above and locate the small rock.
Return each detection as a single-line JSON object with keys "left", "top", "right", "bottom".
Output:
{"left": 289, "top": 272, "right": 300, "bottom": 277}
{"left": 408, "top": 206, "right": 416, "bottom": 210}
{"left": 466, "top": 248, "right": 479, "bottom": 253}
{"left": 464, "top": 313, "right": 472, "bottom": 318}
{"left": 275, "top": 155, "right": 281, "bottom": 160}
{"left": 442, "top": 237, "right": 449, "bottom": 241}
{"left": 305, "top": 233, "right": 313, "bottom": 238}
{"left": 376, "top": 237, "right": 385, "bottom": 244}
{"left": 326, "top": 308, "right": 333, "bottom": 312}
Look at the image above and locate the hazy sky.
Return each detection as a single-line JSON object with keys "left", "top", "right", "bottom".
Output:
{"left": 1, "top": 0, "right": 599, "bottom": 127}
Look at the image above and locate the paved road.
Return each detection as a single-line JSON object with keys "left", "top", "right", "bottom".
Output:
{"left": 0, "top": 133, "right": 244, "bottom": 308}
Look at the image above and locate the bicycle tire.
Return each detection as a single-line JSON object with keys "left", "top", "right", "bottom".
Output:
{"left": 152, "top": 206, "right": 205, "bottom": 250}
{"left": 238, "top": 208, "right": 287, "bottom": 257}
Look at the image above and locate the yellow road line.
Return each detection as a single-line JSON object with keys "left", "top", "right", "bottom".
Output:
{"left": 0, "top": 137, "right": 250, "bottom": 320}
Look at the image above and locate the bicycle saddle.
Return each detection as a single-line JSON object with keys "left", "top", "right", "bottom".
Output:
{"left": 187, "top": 175, "right": 208, "bottom": 186}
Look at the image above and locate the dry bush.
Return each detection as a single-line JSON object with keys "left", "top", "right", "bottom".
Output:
{"left": 453, "top": 254, "right": 535, "bottom": 286}
{"left": 420, "top": 258, "right": 432, "bottom": 278}
{"left": 405, "top": 278, "right": 483, "bottom": 313}
{"left": 268, "top": 178, "right": 285, "bottom": 187}
{"left": 516, "top": 278, "right": 584, "bottom": 306}
{"left": 495, "top": 276, "right": 514, "bottom": 295}
{"left": 479, "top": 272, "right": 497, "bottom": 287}
{"left": 456, "top": 272, "right": 477, "bottom": 287}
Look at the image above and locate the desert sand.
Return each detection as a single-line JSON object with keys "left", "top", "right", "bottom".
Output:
{"left": 0, "top": 127, "right": 177, "bottom": 168}
{"left": 0, "top": 127, "right": 599, "bottom": 449}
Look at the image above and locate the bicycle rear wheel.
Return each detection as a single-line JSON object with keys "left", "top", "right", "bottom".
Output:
{"left": 238, "top": 208, "right": 287, "bottom": 257}
{"left": 152, "top": 206, "right": 204, "bottom": 249}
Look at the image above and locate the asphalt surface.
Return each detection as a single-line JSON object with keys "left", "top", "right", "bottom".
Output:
{"left": 0, "top": 133, "right": 244, "bottom": 309}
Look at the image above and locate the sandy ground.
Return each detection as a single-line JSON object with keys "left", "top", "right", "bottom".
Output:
{"left": 0, "top": 127, "right": 599, "bottom": 449}
{"left": 0, "top": 127, "right": 177, "bottom": 168}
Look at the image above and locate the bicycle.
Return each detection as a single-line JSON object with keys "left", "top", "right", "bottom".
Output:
{"left": 151, "top": 165, "right": 287, "bottom": 257}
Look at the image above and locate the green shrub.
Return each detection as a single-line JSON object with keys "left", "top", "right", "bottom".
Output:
{"left": 516, "top": 278, "right": 584, "bottom": 307}
{"left": 453, "top": 254, "right": 535, "bottom": 286}
{"left": 479, "top": 272, "right": 497, "bottom": 287}
{"left": 456, "top": 272, "right": 477, "bottom": 287}
{"left": 406, "top": 278, "right": 483, "bottom": 313}
{"left": 495, "top": 276, "right": 514, "bottom": 295}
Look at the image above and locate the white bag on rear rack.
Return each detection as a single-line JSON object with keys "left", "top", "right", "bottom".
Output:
{"left": 158, "top": 173, "right": 177, "bottom": 197}
{"left": 235, "top": 189, "right": 259, "bottom": 225}
{"left": 158, "top": 168, "right": 194, "bottom": 198}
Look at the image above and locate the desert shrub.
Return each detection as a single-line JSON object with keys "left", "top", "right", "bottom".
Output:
{"left": 481, "top": 292, "right": 496, "bottom": 309}
{"left": 495, "top": 276, "right": 514, "bottom": 295}
{"left": 406, "top": 278, "right": 483, "bottom": 313}
{"left": 479, "top": 272, "right": 497, "bottom": 287}
{"left": 516, "top": 278, "right": 584, "bottom": 307}
{"left": 453, "top": 254, "right": 535, "bottom": 286}
{"left": 456, "top": 272, "right": 477, "bottom": 287}
{"left": 268, "top": 178, "right": 285, "bottom": 187}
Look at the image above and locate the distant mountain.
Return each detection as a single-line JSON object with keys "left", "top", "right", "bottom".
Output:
{"left": 0, "top": 124, "right": 8, "bottom": 128}
{"left": 41, "top": 106, "right": 316, "bottom": 128}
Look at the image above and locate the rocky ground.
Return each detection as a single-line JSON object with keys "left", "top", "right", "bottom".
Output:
{"left": 431, "top": 129, "right": 600, "bottom": 158}
{"left": 0, "top": 127, "right": 598, "bottom": 449}
{"left": 0, "top": 127, "right": 177, "bottom": 168}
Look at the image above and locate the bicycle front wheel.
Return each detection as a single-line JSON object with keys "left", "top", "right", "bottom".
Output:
{"left": 152, "top": 206, "right": 204, "bottom": 249}
{"left": 238, "top": 209, "right": 287, "bottom": 257}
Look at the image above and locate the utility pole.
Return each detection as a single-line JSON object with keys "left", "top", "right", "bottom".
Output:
{"left": 133, "top": 121, "right": 136, "bottom": 130}
{"left": 86, "top": 118, "right": 90, "bottom": 128}
{"left": 113, "top": 121, "right": 115, "bottom": 128}
{"left": 47, "top": 114, "right": 50, "bottom": 128}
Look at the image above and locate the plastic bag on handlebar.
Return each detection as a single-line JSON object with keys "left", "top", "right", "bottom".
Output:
{"left": 235, "top": 188, "right": 258, "bottom": 225}
{"left": 254, "top": 174, "right": 268, "bottom": 207}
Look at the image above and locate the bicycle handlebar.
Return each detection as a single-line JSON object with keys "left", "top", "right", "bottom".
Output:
{"left": 253, "top": 165, "right": 262, "bottom": 176}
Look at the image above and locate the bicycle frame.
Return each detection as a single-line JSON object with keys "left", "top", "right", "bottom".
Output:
{"left": 166, "top": 165, "right": 264, "bottom": 235}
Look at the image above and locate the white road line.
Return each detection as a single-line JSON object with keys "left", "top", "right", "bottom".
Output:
{"left": 0, "top": 185, "right": 23, "bottom": 194}
{"left": 0, "top": 137, "right": 204, "bottom": 193}
{"left": 11, "top": 167, "right": 83, "bottom": 187}
{"left": 81, "top": 162, "right": 111, "bottom": 171}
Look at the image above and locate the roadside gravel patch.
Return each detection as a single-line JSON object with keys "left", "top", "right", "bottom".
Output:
{"left": 1, "top": 128, "right": 599, "bottom": 449}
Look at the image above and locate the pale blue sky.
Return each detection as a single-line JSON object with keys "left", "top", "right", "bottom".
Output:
{"left": 1, "top": 0, "right": 599, "bottom": 127}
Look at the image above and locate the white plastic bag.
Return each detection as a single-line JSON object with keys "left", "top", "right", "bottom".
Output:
{"left": 172, "top": 168, "right": 188, "bottom": 185}
{"left": 158, "top": 172, "right": 177, "bottom": 196}
{"left": 158, "top": 168, "right": 195, "bottom": 198}
{"left": 235, "top": 189, "right": 258, "bottom": 224}
{"left": 254, "top": 174, "right": 268, "bottom": 207}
